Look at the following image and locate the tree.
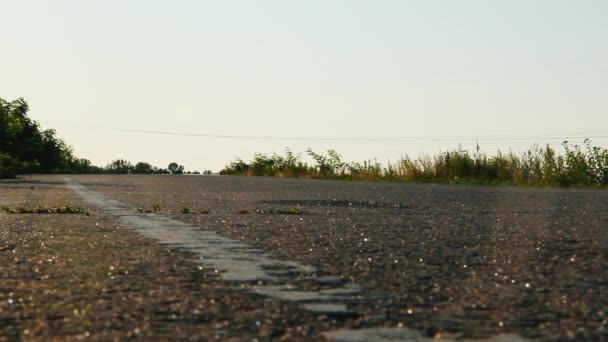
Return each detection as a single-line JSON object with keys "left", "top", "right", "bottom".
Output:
{"left": 168, "top": 162, "right": 184, "bottom": 174}
{"left": 0, "top": 97, "right": 75, "bottom": 177}
{"left": 68, "top": 158, "right": 102, "bottom": 174}
{"left": 134, "top": 162, "right": 154, "bottom": 174}
{"left": 106, "top": 159, "right": 134, "bottom": 174}
{"left": 0, "top": 97, "right": 175, "bottom": 178}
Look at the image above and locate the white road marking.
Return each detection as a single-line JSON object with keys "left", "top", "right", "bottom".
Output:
{"left": 65, "top": 177, "right": 527, "bottom": 341}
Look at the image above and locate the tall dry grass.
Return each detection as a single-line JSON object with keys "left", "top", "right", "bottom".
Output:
{"left": 220, "top": 141, "right": 608, "bottom": 188}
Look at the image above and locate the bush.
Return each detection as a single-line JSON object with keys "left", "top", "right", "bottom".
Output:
{"left": 0, "top": 153, "right": 17, "bottom": 179}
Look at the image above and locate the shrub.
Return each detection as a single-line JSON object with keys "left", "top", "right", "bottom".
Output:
{"left": 0, "top": 153, "right": 17, "bottom": 179}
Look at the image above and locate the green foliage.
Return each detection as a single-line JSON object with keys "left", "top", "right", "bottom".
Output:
{"left": 0, "top": 97, "right": 194, "bottom": 177}
{"left": 0, "top": 153, "right": 17, "bottom": 179}
{"left": 105, "top": 159, "right": 133, "bottom": 174}
{"left": 101, "top": 162, "right": 173, "bottom": 175}
{"left": 168, "top": 162, "right": 185, "bottom": 175}
{"left": 559, "top": 139, "right": 608, "bottom": 187}
{"left": 221, "top": 159, "right": 250, "bottom": 175}
{"left": 68, "top": 158, "right": 103, "bottom": 174}
{"left": 307, "top": 148, "right": 347, "bottom": 177}
{"left": 134, "top": 162, "right": 154, "bottom": 174}
{"left": 220, "top": 142, "right": 608, "bottom": 188}
{"left": 220, "top": 148, "right": 313, "bottom": 178}
{"left": 0, "top": 97, "right": 73, "bottom": 176}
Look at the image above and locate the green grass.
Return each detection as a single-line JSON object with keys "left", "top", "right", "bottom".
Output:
{"left": 219, "top": 140, "right": 608, "bottom": 188}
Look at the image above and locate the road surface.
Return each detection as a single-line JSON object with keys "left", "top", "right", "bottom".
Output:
{"left": 1, "top": 175, "right": 607, "bottom": 340}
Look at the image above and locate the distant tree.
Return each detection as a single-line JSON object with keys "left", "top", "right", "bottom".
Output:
{"left": 134, "top": 162, "right": 154, "bottom": 174}
{"left": 67, "top": 158, "right": 102, "bottom": 174}
{"left": 168, "top": 162, "right": 184, "bottom": 174}
{"left": 72, "top": 158, "right": 92, "bottom": 172}
{"left": 106, "top": 159, "right": 134, "bottom": 174}
{"left": 0, "top": 97, "right": 174, "bottom": 178}
{"left": 203, "top": 170, "right": 213, "bottom": 175}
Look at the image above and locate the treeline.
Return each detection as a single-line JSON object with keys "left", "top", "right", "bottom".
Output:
{"left": 94, "top": 160, "right": 208, "bottom": 175}
{"left": 55, "top": 159, "right": 204, "bottom": 175}
{"left": 1, "top": 97, "right": 198, "bottom": 178}
{"left": 220, "top": 141, "right": 608, "bottom": 188}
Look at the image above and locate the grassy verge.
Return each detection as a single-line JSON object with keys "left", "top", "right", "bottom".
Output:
{"left": 219, "top": 140, "right": 608, "bottom": 188}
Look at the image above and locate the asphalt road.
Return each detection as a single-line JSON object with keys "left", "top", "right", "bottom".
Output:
{"left": 2, "top": 174, "right": 608, "bottom": 340}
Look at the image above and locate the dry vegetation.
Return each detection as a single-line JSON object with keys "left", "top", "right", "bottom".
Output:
{"left": 220, "top": 140, "right": 608, "bottom": 188}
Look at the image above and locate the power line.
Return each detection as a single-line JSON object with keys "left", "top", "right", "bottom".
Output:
{"left": 43, "top": 120, "right": 608, "bottom": 143}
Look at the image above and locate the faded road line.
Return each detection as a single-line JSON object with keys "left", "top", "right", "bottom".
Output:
{"left": 65, "top": 177, "right": 526, "bottom": 341}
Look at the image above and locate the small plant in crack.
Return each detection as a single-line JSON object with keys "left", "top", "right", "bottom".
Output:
{"left": 1, "top": 205, "right": 89, "bottom": 215}
{"left": 138, "top": 203, "right": 162, "bottom": 213}
{"left": 152, "top": 203, "right": 161, "bottom": 213}
{"left": 255, "top": 207, "right": 302, "bottom": 215}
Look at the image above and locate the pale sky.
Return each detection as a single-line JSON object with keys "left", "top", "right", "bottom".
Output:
{"left": 1, "top": 1, "right": 607, "bottom": 172}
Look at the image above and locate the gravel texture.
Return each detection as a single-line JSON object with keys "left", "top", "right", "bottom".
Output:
{"left": 2, "top": 174, "right": 608, "bottom": 340}
{"left": 0, "top": 177, "right": 337, "bottom": 341}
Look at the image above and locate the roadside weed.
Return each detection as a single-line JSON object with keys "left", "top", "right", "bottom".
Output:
{"left": 255, "top": 208, "right": 302, "bottom": 215}
{"left": 219, "top": 141, "right": 608, "bottom": 188}
{"left": 1, "top": 205, "right": 88, "bottom": 215}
